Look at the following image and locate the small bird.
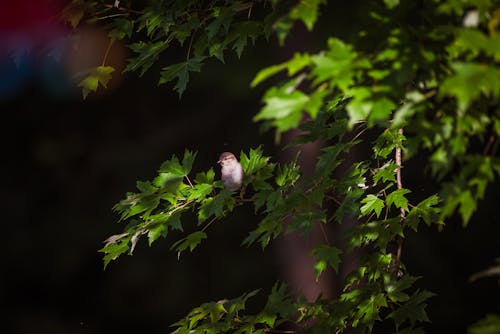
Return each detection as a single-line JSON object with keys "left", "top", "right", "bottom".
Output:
{"left": 218, "top": 152, "right": 243, "bottom": 191}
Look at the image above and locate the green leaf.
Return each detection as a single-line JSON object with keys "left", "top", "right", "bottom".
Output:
{"left": 78, "top": 66, "right": 115, "bottom": 99}
{"left": 126, "top": 41, "right": 168, "bottom": 76}
{"left": 188, "top": 183, "right": 214, "bottom": 201}
{"left": 388, "top": 290, "right": 435, "bottom": 330}
{"left": 345, "top": 87, "right": 371, "bottom": 127}
{"left": 360, "top": 194, "right": 384, "bottom": 218}
{"left": 61, "top": 0, "right": 90, "bottom": 28}
{"left": 198, "top": 189, "right": 235, "bottom": 223}
{"left": 224, "top": 21, "right": 261, "bottom": 58}
{"left": 312, "top": 37, "right": 363, "bottom": 92}
{"left": 468, "top": 314, "right": 500, "bottom": 334}
{"left": 383, "top": 0, "right": 400, "bottom": 9}
{"left": 182, "top": 150, "right": 197, "bottom": 175}
{"left": 206, "top": 7, "right": 234, "bottom": 40}
{"left": 239, "top": 147, "right": 273, "bottom": 186}
{"left": 289, "top": 0, "right": 326, "bottom": 31}
{"left": 159, "top": 155, "right": 185, "bottom": 176}
{"left": 385, "top": 275, "right": 419, "bottom": 303}
{"left": 275, "top": 160, "right": 300, "bottom": 188}
{"left": 311, "top": 245, "right": 343, "bottom": 280}
{"left": 171, "top": 231, "right": 207, "bottom": 256}
{"left": 458, "top": 190, "right": 476, "bottom": 224}
{"left": 242, "top": 216, "right": 282, "bottom": 249}
{"left": 159, "top": 57, "right": 206, "bottom": 97}
{"left": 251, "top": 63, "right": 287, "bottom": 87}
{"left": 440, "top": 62, "right": 500, "bottom": 112}
{"left": 108, "top": 18, "right": 134, "bottom": 40}
{"left": 355, "top": 293, "right": 388, "bottom": 328}
{"left": 368, "top": 98, "right": 396, "bottom": 125}
{"left": 350, "top": 218, "right": 402, "bottom": 251}
{"left": 195, "top": 168, "right": 215, "bottom": 184}
{"left": 263, "top": 283, "right": 296, "bottom": 319}
{"left": 99, "top": 234, "right": 131, "bottom": 269}
{"left": 287, "top": 211, "right": 326, "bottom": 235}
{"left": 406, "top": 194, "right": 442, "bottom": 230}
{"left": 386, "top": 188, "right": 411, "bottom": 212}
{"left": 254, "top": 88, "right": 310, "bottom": 132}
{"left": 147, "top": 222, "right": 167, "bottom": 245}
{"left": 373, "top": 163, "right": 398, "bottom": 185}
{"left": 251, "top": 53, "right": 312, "bottom": 87}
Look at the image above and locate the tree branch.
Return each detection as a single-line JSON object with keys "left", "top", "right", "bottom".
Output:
{"left": 395, "top": 127, "right": 405, "bottom": 270}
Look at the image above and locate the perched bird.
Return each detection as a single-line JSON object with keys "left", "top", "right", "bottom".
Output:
{"left": 218, "top": 152, "right": 243, "bottom": 191}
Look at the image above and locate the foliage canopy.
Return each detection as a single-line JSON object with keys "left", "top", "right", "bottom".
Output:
{"left": 61, "top": 0, "right": 500, "bottom": 333}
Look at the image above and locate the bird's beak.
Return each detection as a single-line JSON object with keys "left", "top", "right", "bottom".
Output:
{"left": 217, "top": 160, "right": 222, "bottom": 164}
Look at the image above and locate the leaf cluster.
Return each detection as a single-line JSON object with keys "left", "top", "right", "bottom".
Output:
{"left": 66, "top": 0, "right": 500, "bottom": 332}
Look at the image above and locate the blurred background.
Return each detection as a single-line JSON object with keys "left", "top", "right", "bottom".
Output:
{"left": 1, "top": 1, "right": 499, "bottom": 333}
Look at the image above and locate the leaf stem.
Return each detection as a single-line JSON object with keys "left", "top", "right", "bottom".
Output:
{"left": 185, "top": 175, "right": 194, "bottom": 188}
{"left": 102, "top": 38, "right": 115, "bottom": 66}
{"left": 96, "top": 13, "right": 128, "bottom": 20}
{"left": 201, "top": 216, "right": 218, "bottom": 232}
{"left": 318, "top": 222, "right": 330, "bottom": 244}
{"left": 186, "top": 33, "right": 195, "bottom": 60}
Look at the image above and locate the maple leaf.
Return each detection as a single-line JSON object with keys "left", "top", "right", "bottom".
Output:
{"left": 78, "top": 66, "right": 115, "bottom": 99}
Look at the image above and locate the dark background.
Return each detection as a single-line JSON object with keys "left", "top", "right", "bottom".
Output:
{"left": 1, "top": 1, "right": 499, "bottom": 333}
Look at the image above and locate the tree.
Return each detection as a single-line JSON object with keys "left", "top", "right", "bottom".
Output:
{"left": 61, "top": 0, "right": 500, "bottom": 332}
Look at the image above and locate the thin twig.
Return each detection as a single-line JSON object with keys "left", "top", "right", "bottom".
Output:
{"left": 201, "top": 216, "right": 218, "bottom": 232}
{"left": 101, "top": 38, "right": 114, "bottom": 66}
{"left": 483, "top": 134, "right": 495, "bottom": 155}
{"left": 247, "top": 1, "right": 254, "bottom": 19}
{"left": 326, "top": 195, "right": 342, "bottom": 206}
{"left": 185, "top": 175, "right": 194, "bottom": 188}
{"left": 395, "top": 128, "right": 405, "bottom": 269}
{"left": 318, "top": 222, "right": 330, "bottom": 244}
{"left": 186, "top": 33, "right": 195, "bottom": 60}
{"left": 352, "top": 125, "right": 369, "bottom": 142}
{"left": 96, "top": 13, "right": 128, "bottom": 20}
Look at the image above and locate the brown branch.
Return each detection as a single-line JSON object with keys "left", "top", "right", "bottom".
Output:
{"left": 395, "top": 128, "right": 405, "bottom": 270}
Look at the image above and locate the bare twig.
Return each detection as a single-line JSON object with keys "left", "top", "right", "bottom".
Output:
{"left": 185, "top": 175, "right": 194, "bottom": 188}
{"left": 201, "top": 216, "right": 218, "bottom": 232}
{"left": 247, "top": 1, "right": 254, "bottom": 19}
{"left": 96, "top": 13, "right": 128, "bottom": 20}
{"left": 318, "top": 222, "right": 330, "bottom": 244}
{"left": 395, "top": 128, "right": 405, "bottom": 269}
{"left": 326, "top": 195, "right": 342, "bottom": 206}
